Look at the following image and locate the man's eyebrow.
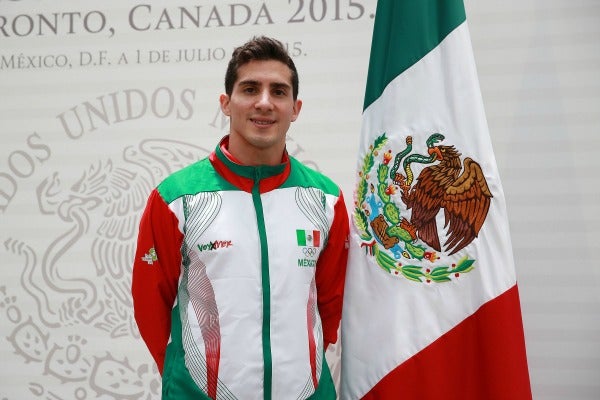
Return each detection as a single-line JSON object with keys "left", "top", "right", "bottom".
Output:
{"left": 270, "top": 82, "right": 291, "bottom": 90}
{"left": 237, "top": 80, "right": 291, "bottom": 90}
{"left": 238, "top": 79, "right": 260, "bottom": 87}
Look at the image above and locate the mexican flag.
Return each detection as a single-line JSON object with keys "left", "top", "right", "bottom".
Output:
{"left": 296, "top": 229, "right": 321, "bottom": 247}
{"left": 341, "top": 1, "right": 532, "bottom": 399}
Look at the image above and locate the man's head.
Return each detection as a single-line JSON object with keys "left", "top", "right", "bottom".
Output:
{"left": 225, "top": 36, "right": 299, "bottom": 100}
{"left": 219, "top": 36, "right": 302, "bottom": 166}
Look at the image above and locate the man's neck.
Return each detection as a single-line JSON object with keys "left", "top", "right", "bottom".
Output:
{"left": 224, "top": 137, "right": 285, "bottom": 166}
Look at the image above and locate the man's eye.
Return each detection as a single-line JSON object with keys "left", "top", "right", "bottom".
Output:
{"left": 273, "top": 89, "right": 286, "bottom": 96}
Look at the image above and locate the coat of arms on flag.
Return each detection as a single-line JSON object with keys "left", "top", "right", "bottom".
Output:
{"left": 354, "top": 131, "right": 492, "bottom": 283}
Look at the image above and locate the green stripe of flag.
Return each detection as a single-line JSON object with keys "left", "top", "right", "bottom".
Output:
{"left": 363, "top": 0, "right": 466, "bottom": 110}
{"left": 296, "top": 229, "right": 307, "bottom": 246}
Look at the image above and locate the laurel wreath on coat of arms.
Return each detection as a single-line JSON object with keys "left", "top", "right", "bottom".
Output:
{"left": 354, "top": 133, "right": 493, "bottom": 283}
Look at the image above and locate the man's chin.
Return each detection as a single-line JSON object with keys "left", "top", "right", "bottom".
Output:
{"left": 247, "top": 132, "right": 283, "bottom": 147}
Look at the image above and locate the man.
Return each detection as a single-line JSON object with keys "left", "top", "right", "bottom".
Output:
{"left": 132, "top": 36, "right": 349, "bottom": 400}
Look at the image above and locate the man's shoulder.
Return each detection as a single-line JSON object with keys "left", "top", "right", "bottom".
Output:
{"left": 286, "top": 157, "right": 340, "bottom": 197}
{"left": 156, "top": 157, "right": 222, "bottom": 203}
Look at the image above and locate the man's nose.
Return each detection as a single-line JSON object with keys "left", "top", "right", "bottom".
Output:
{"left": 255, "top": 90, "right": 274, "bottom": 109}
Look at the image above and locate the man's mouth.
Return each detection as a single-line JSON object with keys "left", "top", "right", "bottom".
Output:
{"left": 251, "top": 118, "right": 275, "bottom": 126}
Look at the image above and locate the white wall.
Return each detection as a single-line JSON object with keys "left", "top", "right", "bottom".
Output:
{"left": 465, "top": 1, "right": 600, "bottom": 398}
{"left": 0, "top": 1, "right": 597, "bottom": 399}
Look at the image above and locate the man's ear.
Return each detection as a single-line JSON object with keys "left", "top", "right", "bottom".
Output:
{"left": 291, "top": 99, "right": 302, "bottom": 122}
{"left": 219, "top": 94, "right": 231, "bottom": 116}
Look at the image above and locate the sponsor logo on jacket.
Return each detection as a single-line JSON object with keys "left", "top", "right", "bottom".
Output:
{"left": 197, "top": 240, "right": 233, "bottom": 252}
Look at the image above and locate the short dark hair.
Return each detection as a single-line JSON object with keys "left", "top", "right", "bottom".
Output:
{"left": 225, "top": 36, "right": 299, "bottom": 100}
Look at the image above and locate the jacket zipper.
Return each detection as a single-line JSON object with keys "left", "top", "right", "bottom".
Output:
{"left": 252, "top": 168, "right": 272, "bottom": 400}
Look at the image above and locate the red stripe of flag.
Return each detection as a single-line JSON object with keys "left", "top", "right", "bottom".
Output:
{"left": 363, "top": 285, "right": 532, "bottom": 400}
{"left": 313, "top": 230, "right": 320, "bottom": 247}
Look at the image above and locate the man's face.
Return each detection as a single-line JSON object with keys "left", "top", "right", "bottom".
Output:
{"left": 220, "top": 59, "right": 302, "bottom": 165}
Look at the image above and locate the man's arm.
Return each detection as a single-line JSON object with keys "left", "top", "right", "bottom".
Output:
{"left": 315, "top": 192, "right": 350, "bottom": 349}
{"left": 131, "top": 189, "right": 183, "bottom": 374}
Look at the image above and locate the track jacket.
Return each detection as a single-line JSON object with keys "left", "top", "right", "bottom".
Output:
{"left": 132, "top": 136, "right": 349, "bottom": 400}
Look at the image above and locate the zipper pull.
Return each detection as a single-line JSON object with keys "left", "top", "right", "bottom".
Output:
{"left": 254, "top": 167, "right": 261, "bottom": 181}
{"left": 253, "top": 167, "right": 262, "bottom": 190}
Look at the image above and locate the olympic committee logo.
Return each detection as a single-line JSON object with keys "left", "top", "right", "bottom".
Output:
{"left": 296, "top": 228, "right": 321, "bottom": 268}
